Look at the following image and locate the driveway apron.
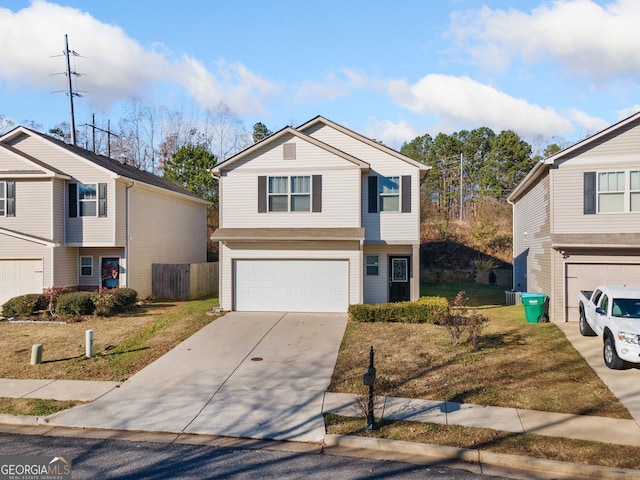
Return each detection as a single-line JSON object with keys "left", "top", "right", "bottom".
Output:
{"left": 48, "top": 312, "right": 348, "bottom": 443}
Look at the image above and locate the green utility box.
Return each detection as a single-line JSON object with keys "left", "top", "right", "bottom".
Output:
{"left": 520, "top": 293, "right": 548, "bottom": 323}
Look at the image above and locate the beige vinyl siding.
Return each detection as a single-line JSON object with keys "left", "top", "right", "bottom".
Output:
{"left": 220, "top": 134, "right": 362, "bottom": 229}
{"left": 363, "top": 245, "right": 414, "bottom": 304}
{"left": 0, "top": 233, "right": 51, "bottom": 289}
{"left": 305, "top": 123, "right": 421, "bottom": 244}
{"left": 552, "top": 155, "right": 640, "bottom": 233}
{"left": 127, "top": 183, "right": 207, "bottom": 298}
{"left": 65, "top": 178, "right": 116, "bottom": 245}
{"left": 218, "top": 241, "right": 361, "bottom": 311}
{"left": 0, "top": 148, "right": 41, "bottom": 170}
{"left": 115, "top": 181, "right": 128, "bottom": 246}
{"left": 52, "top": 246, "right": 79, "bottom": 286}
{"left": 52, "top": 178, "right": 65, "bottom": 243}
{"left": 513, "top": 172, "right": 552, "bottom": 302}
{"left": 0, "top": 179, "right": 52, "bottom": 238}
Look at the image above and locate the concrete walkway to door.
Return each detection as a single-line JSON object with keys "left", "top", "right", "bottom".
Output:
{"left": 47, "top": 312, "right": 347, "bottom": 443}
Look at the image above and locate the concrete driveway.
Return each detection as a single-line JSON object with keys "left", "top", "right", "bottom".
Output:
{"left": 48, "top": 312, "right": 348, "bottom": 443}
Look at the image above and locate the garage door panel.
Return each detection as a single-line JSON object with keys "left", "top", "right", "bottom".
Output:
{"left": 0, "top": 259, "right": 44, "bottom": 306}
{"left": 565, "top": 263, "right": 640, "bottom": 321}
{"left": 234, "top": 260, "right": 348, "bottom": 312}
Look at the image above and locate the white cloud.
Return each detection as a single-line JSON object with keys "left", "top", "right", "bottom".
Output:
{"left": 450, "top": 0, "right": 640, "bottom": 81}
{"left": 616, "top": 104, "right": 640, "bottom": 120}
{"left": 569, "top": 108, "right": 610, "bottom": 134}
{"left": 387, "top": 74, "right": 573, "bottom": 137}
{"left": 0, "top": 1, "right": 276, "bottom": 115}
{"left": 364, "top": 118, "right": 420, "bottom": 148}
{"left": 293, "top": 68, "right": 379, "bottom": 103}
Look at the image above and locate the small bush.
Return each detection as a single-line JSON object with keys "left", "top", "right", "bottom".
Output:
{"left": 349, "top": 296, "right": 449, "bottom": 323}
{"left": 42, "top": 286, "right": 75, "bottom": 314}
{"left": 55, "top": 292, "right": 96, "bottom": 316}
{"left": 2, "top": 293, "right": 45, "bottom": 317}
{"left": 92, "top": 293, "right": 118, "bottom": 316}
{"left": 440, "top": 291, "right": 489, "bottom": 349}
{"left": 115, "top": 288, "right": 138, "bottom": 310}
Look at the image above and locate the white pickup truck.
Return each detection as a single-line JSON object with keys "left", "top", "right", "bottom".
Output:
{"left": 578, "top": 285, "right": 640, "bottom": 369}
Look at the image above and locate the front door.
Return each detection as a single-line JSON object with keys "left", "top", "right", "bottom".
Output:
{"left": 101, "top": 257, "right": 120, "bottom": 289}
{"left": 389, "top": 256, "right": 410, "bottom": 302}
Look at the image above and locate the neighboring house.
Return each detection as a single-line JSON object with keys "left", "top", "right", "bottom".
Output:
{"left": 508, "top": 112, "right": 640, "bottom": 323}
{"left": 0, "top": 126, "right": 209, "bottom": 306}
{"left": 211, "top": 116, "right": 430, "bottom": 312}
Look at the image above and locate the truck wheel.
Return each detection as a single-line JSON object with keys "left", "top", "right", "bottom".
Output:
{"left": 579, "top": 309, "right": 596, "bottom": 336}
{"left": 604, "top": 337, "right": 625, "bottom": 370}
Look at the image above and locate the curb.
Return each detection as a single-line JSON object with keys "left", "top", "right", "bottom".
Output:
{"left": 0, "top": 414, "right": 48, "bottom": 426}
{"left": 324, "top": 434, "right": 639, "bottom": 480}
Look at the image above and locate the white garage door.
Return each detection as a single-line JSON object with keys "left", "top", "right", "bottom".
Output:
{"left": 565, "top": 263, "right": 640, "bottom": 321}
{"left": 0, "top": 259, "right": 44, "bottom": 307}
{"left": 234, "top": 259, "right": 349, "bottom": 312}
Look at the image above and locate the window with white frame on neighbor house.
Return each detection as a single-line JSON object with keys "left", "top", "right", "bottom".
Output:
{"left": 268, "top": 175, "right": 311, "bottom": 212}
{"left": 597, "top": 171, "right": 640, "bottom": 213}
{"left": 379, "top": 176, "right": 400, "bottom": 212}
{"left": 0, "top": 181, "right": 5, "bottom": 216}
{"left": 80, "top": 256, "right": 93, "bottom": 276}
{"left": 366, "top": 256, "right": 379, "bottom": 275}
{"left": 79, "top": 183, "right": 97, "bottom": 216}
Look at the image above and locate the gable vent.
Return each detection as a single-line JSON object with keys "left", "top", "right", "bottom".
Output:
{"left": 283, "top": 143, "right": 296, "bottom": 160}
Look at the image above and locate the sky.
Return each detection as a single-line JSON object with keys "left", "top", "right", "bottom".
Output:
{"left": 1, "top": 0, "right": 640, "bottom": 151}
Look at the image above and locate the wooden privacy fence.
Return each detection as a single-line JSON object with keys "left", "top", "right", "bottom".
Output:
{"left": 152, "top": 262, "right": 218, "bottom": 300}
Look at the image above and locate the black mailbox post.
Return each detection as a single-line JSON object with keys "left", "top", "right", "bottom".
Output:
{"left": 362, "top": 345, "right": 376, "bottom": 430}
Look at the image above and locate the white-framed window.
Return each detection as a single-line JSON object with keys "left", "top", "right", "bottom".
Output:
{"left": 594, "top": 170, "right": 640, "bottom": 213}
{"left": 366, "top": 256, "right": 379, "bottom": 276}
{"left": 79, "top": 183, "right": 97, "bottom": 217}
{"left": 379, "top": 176, "right": 400, "bottom": 212}
{"left": 631, "top": 170, "right": 640, "bottom": 212}
{"left": 0, "top": 181, "right": 5, "bottom": 216}
{"left": 80, "top": 256, "right": 93, "bottom": 276}
{"left": 268, "top": 175, "right": 311, "bottom": 212}
{"left": 598, "top": 171, "right": 624, "bottom": 213}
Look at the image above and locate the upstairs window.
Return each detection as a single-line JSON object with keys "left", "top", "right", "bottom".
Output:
{"left": 379, "top": 176, "right": 400, "bottom": 212}
{"left": 69, "top": 182, "right": 107, "bottom": 218}
{"left": 0, "top": 181, "right": 15, "bottom": 217}
{"left": 368, "top": 175, "right": 411, "bottom": 213}
{"left": 79, "top": 183, "right": 97, "bottom": 216}
{"left": 598, "top": 171, "right": 624, "bottom": 213}
{"left": 259, "top": 175, "right": 321, "bottom": 213}
{"left": 585, "top": 171, "right": 640, "bottom": 214}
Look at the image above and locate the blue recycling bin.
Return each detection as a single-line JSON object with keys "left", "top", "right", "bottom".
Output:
{"left": 520, "top": 292, "right": 548, "bottom": 323}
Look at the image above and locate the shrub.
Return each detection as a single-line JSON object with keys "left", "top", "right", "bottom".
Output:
{"left": 92, "top": 292, "right": 118, "bottom": 316}
{"left": 1, "top": 293, "right": 45, "bottom": 317}
{"left": 115, "top": 288, "right": 138, "bottom": 310}
{"left": 42, "top": 286, "right": 75, "bottom": 314}
{"left": 440, "top": 291, "right": 489, "bottom": 349}
{"left": 55, "top": 292, "right": 96, "bottom": 316}
{"left": 348, "top": 296, "right": 449, "bottom": 323}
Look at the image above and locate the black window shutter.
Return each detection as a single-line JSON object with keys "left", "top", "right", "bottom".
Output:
{"left": 401, "top": 175, "right": 411, "bottom": 213}
{"left": 258, "top": 176, "right": 267, "bottom": 213}
{"left": 368, "top": 176, "right": 378, "bottom": 213}
{"left": 69, "top": 183, "right": 77, "bottom": 218}
{"left": 98, "top": 183, "right": 107, "bottom": 217}
{"left": 584, "top": 172, "right": 596, "bottom": 214}
{"left": 312, "top": 175, "right": 322, "bottom": 212}
{"left": 6, "top": 181, "right": 15, "bottom": 217}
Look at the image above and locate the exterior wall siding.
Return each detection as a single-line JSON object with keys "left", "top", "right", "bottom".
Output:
{"left": 513, "top": 172, "right": 552, "bottom": 310}
{"left": 77, "top": 247, "right": 126, "bottom": 287}
{"left": 127, "top": 184, "right": 207, "bottom": 298}
{"left": 218, "top": 241, "right": 361, "bottom": 311}
{"left": 219, "top": 134, "right": 361, "bottom": 229}
{"left": 552, "top": 157, "right": 640, "bottom": 234}
{"left": 52, "top": 246, "right": 79, "bottom": 287}
{"left": 0, "top": 179, "right": 52, "bottom": 239}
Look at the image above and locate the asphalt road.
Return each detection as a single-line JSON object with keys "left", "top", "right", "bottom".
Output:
{"left": 0, "top": 433, "right": 512, "bottom": 480}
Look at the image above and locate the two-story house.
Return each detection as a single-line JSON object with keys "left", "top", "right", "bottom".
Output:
{"left": 211, "top": 116, "right": 430, "bottom": 312}
{"left": 0, "top": 126, "right": 209, "bottom": 306}
{"left": 509, "top": 112, "right": 640, "bottom": 323}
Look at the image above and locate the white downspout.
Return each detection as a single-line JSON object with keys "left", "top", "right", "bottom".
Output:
{"left": 125, "top": 181, "right": 135, "bottom": 287}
